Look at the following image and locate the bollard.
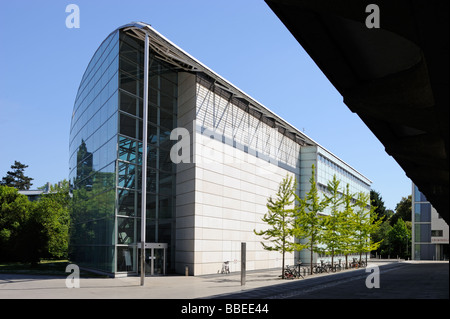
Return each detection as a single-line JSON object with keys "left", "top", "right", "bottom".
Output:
{"left": 241, "top": 242, "right": 246, "bottom": 286}
{"left": 185, "top": 265, "right": 189, "bottom": 276}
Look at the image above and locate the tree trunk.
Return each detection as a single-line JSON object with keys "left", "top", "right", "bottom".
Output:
{"left": 331, "top": 248, "right": 334, "bottom": 272}
{"left": 310, "top": 237, "right": 314, "bottom": 275}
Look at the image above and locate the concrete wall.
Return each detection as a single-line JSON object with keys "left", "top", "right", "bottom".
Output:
{"left": 175, "top": 74, "right": 298, "bottom": 275}
{"left": 193, "top": 133, "right": 296, "bottom": 274}
{"left": 175, "top": 72, "right": 197, "bottom": 274}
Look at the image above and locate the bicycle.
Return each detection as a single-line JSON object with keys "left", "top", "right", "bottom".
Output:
{"left": 349, "top": 258, "right": 357, "bottom": 268}
{"left": 333, "top": 262, "right": 343, "bottom": 272}
{"left": 219, "top": 261, "right": 230, "bottom": 274}
{"left": 283, "top": 265, "right": 304, "bottom": 279}
{"left": 325, "top": 262, "right": 334, "bottom": 272}
{"left": 283, "top": 266, "right": 295, "bottom": 279}
{"left": 313, "top": 263, "right": 329, "bottom": 274}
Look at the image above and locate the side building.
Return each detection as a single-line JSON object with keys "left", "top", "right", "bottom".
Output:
{"left": 69, "top": 22, "right": 372, "bottom": 277}
{"left": 412, "top": 183, "right": 449, "bottom": 260}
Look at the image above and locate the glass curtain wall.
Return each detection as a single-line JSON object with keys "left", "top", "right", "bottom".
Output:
{"left": 115, "top": 31, "right": 177, "bottom": 274}
{"left": 69, "top": 30, "right": 120, "bottom": 273}
{"left": 412, "top": 184, "right": 434, "bottom": 260}
{"left": 69, "top": 29, "right": 177, "bottom": 275}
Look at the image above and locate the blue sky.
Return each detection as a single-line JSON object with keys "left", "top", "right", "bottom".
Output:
{"left": 0, "top": 0, "right": 411, "bottom": 210}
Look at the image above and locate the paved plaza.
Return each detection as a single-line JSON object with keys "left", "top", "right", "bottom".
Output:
{"left": 0, "top": 260, "right": 447, "bottom": 300}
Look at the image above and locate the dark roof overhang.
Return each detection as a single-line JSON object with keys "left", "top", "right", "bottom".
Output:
{"left": 265, "top": 0, "right": 449, "bottom": 223}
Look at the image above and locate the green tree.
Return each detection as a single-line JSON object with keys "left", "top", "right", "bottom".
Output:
{"left": 352, "top": 192, "right": 384, "bottom": 263}
{"left": 391, "top": 195, "right": 411, "bottom": 226}
{"left": 294, "top": 165, "right": 328, "bottom": 274}
{"left": 372, "top": 219, "right": 393, "bottom": 258}
{"left": 0, "top": 181, "right": 71, "bottom": 264}
{"left": 321, "top": 175, "right": 344, "bottom": 267}
{"left": 1, "top": 161, "right": 34, "bottom": 190}
{"left": 254, "top": 175, "right": 296, "bottom": 279}
{"left": 32, "top": 180, "right": 71, "bottom": 260}
{"left": 338, "top": 184, "right": 357, "bottom": 268}
{"left": 388, "top": 218, "right": 411, "bottom": 259}
{"left": 0, "top": 185, "right": 32, "bottom": 261}
{"left": 370, "top": 190, "right": 387, "bottom": 222}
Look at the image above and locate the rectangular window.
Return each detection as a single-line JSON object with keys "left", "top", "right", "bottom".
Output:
{"left": 119, "top": 40, "right": 142, "bottom": 64}
{"left": 147, "top": 146, "right": 158, "bottom": 170}
{"left": 120, "top": 71, "right": 142, "bottom": 96}
{"left": 120, "top": 56, "right": 139, "bottom": 78}
{"left": 117, "top": 217, "right": 135, "bottom": 244}
{"left": 431, "top": 230, "right": 443, "bottom": 237}
{"left": 118, "top": 162, "right": 137, "bottom": 189}
{"left": 415, "top": 224, "right": 431, "bottom": 242}
{"left": 159, "top": 195, "right": 173, "bottom": 219}
{"left": 117, "top": 246, "right": 135, "bottom": 272}
{"left": 120, "top": 90, "right": 142, "bottom": 117}
{"left": 160, "top": 109, "right": 174, "bottom": 130}
{"left": 118, "top": 188, "right": 137, "bottom": 217}
{"left": 159, "top": 172, "right": 173, "bottom": 196}
{"left": 120, "top": 113, "right": 142, "bottom": 140}
{"left": 415, "top": 203, "right": 431, "bottom": 222}
{"left": 119, "top": 136, "right": 137, "bottom": 163}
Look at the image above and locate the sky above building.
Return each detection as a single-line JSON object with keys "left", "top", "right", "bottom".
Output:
{"left": 0, "top": 0, "right": 411, "bottom": 210}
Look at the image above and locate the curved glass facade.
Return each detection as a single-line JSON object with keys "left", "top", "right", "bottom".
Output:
{"left": 69, "top": 30, "right": 119, "bottom": 273}
{"left": 69, "top": 29, "right": 177, "bottom": 275}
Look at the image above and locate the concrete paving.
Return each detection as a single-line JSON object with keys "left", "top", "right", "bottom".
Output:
{"left": 0, "top": 260, "right": 447, "bottom": 299}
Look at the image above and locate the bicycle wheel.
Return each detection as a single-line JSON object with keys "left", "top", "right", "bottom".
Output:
{"left": 284, "top": 268, "right": 293, "bottom": 279}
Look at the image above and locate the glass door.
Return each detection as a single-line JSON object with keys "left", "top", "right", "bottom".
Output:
{"left": 153, "top": 248, "right": 165, "bottom": 275}
{"left": 138, "top": 243, "right": 167, "bottom": 276}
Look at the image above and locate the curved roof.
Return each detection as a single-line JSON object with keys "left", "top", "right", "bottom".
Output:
{"left": 70, "top": 21, "right": 372, "bottom": 184}
{"left": 116, "top": 22, "right": 371, "bottom": 183}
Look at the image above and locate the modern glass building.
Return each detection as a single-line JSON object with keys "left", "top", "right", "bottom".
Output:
{"left": 412, "top": 183, "right": 449, "bottom": 260}
{"left": 69, "top": 24, "right": 177, "bottom": 275}
{"left": 69, "top": 22, "right": 372, "bottom": 277}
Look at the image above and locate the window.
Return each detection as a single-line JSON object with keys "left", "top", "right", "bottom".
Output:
{"left": 415, "top": 203, "right": 431, "bottom": 222}
{"left": 431, "top": 230, "right": 443, "bottom": 237}
{"left": 119, "top": 136, "right": 137, "bottom": 163}
{"left": 120, "top": 113, "right": 142, "bottom": 140}
{"left": 414, "top": 185, "right": 428, "bottom": 202}
{"left": 120, "top": 90, "right": 142, "bottom": 117}
{"left": 118, "top": 189, "right": 137, "bottom": 217}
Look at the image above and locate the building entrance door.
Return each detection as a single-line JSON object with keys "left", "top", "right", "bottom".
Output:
{"left": 138, "top": 243, "right": 167, "bottom": 276}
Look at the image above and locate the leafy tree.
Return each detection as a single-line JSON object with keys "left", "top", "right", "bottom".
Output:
{"left": 321, "top": 175, "right": 344, "bottom": 267}
{"left": 388, "top": 218, "right": 411, "bottom": 259}
{"left": 372, "top": 218, "right": 393, "bottom": 258}
{"left": 352, "top": 192, "right": 384, "bottom": 263}
{"left": 294, "top": 165, "right": 328, "bottom": 274}
{"left": 32, "top": 180, "right": 71, "bottom": 260}
{"left": 370, "top": 190, "right": 387, "bottom": 222}
{"left": 391, "top": 195, "right": 411, "bottom": 226}
{"left": 254, "top": 175, "right": 296, "bottom": 278}
{"left": 0, "top": 185, "right": 32, "bottom": 261}
{"left": 0, "top": 181, "right": 71, "bottom": 263}
{"left": 1, "top": 161, "right": 34, "bottom": 190}
{"left": 338, "top": 184, "right": 357, "bottom": 268}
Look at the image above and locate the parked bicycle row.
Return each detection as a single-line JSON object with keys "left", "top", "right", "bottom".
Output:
{"left": 282, "top": 258, "right": 367, "bottom": 279}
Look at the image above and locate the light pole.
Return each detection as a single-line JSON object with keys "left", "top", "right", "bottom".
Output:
{"left": 140, "top": 31, "right": 149, "bottom": 286}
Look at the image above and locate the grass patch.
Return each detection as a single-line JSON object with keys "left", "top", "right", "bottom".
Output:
{"left": 0, "top": 260, "right": 108, "bottom": 278}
